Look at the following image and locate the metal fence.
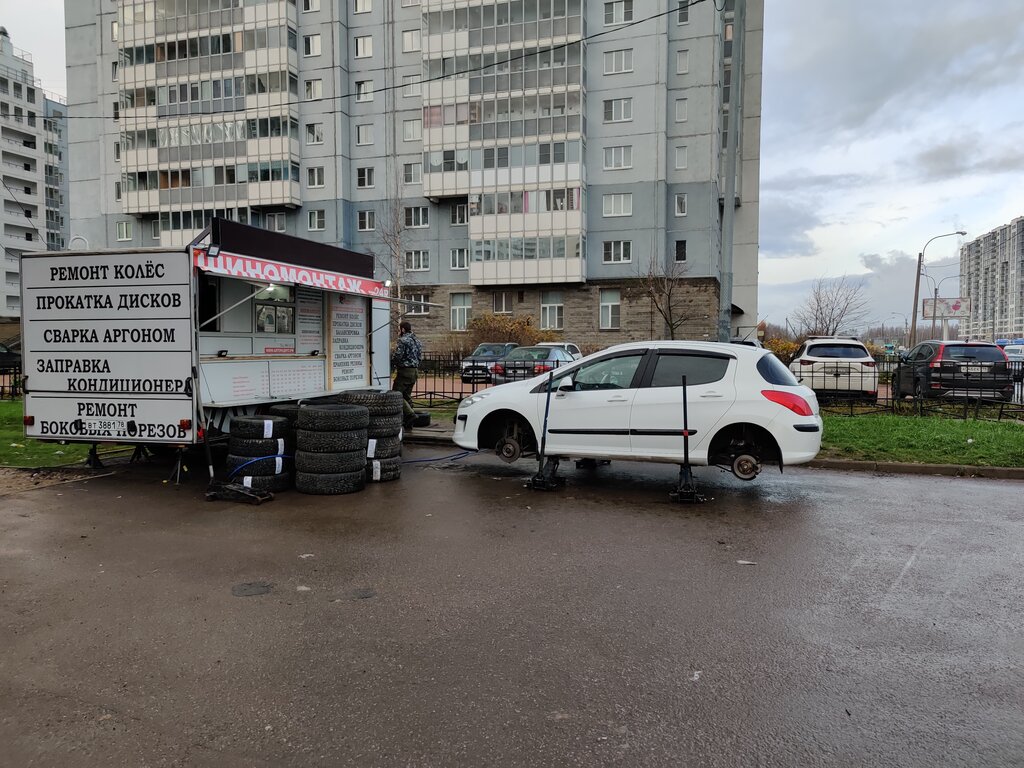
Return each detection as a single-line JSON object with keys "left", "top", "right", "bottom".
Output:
{"left": 0, "top": 363, "right": 22, "bottom": 400}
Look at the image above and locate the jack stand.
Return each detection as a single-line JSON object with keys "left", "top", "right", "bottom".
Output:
{"left": 165, "top": 447, "right": 189, "bottom": 487}
{"left": 528, "top": 457, "right": 565, "bottom": 491}
{"left": 575, "top": 458, "right": 610, "bottom": 469}
{"left": 670, "top": 463, "right": 707, "bottom": 504}
{"left": 130, "top": 445, "right": 152, "bottom": 464}
{"left": 85, "top": 443, "right": 105, "bottom": 470}
{"left": 205, "top": 482, "right": 274, "bottom": 505}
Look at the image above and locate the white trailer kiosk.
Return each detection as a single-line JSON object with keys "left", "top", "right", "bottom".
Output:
{"left": 20, "top": 219, "right": 395, "bottom": 453}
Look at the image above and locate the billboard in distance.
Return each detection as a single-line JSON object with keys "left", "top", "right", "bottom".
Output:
{"left": 923, "top": 297, "right": 971, "bottom": 319}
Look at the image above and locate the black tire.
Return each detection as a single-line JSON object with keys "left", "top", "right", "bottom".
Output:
{"left": 367, "top": 412, "right": 404, "bottom": 438}
{"left": 892, "top": 375, "right": 902, "bottom": 400}
{"left": 268, "top": 403, "right": 301, "bottom": 425}
{"left": 296, "top": 428, "right": 368, "bottom": 453}
{"left": 226, "top": 453, "right": 290, "bottom": 477}
{"left": 366, "top": 456, "right": 402, "bottom": 483}
{"left": 295, "top": 470, "right": 366, "bottom": 495}
{"left": 297, "top": 404, "right": 370, "bottom": 432}
{"left": 335, "top": 391, "right": 405, "bottom": 416}
{"left": 230, "top": 414, "right": 290, "bottom": 439}
{"left": 228, "top": 436, "right": 293, "bottom": 458}
{"left": 368, "top": 435, "right": 402, "bottom": 460}
{"left": 914, "top": 379, "right": 925, "bottom": 399}
{"left": 235, "top": 473, "right": 292, "bottom": 492}
{"left": 295, "top": 449, "right": 366, "bottom": 474}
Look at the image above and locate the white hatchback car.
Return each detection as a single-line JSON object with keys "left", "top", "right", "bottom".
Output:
{"left": 788, "top": 337, "right": 878, "bottom": 402}
{"left": 454, "top": 341, "right": 822, "bottom": 481}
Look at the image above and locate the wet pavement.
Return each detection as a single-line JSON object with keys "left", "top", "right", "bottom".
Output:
{"left": 1, "top": 448, "right": 1022, "bottom": 767}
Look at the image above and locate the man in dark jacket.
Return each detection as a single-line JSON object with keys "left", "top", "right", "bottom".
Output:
{"left": 392, "top": 320, "right": 422, "bottom": 427}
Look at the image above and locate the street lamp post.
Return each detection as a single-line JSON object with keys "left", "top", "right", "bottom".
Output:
{"left": 910, "top": 230, "right": 966, "bottom": 346}
{"left": 929, "top": 273, "right": 962, "bottom": 340}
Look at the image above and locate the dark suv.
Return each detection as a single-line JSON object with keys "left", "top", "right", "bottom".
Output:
{"left": 893, "top": 341, "right": 1018, "bottom": 401}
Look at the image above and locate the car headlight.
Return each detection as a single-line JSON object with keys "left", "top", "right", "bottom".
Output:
{"left": 460, "top": 391, "right": 493, "bottom": 408}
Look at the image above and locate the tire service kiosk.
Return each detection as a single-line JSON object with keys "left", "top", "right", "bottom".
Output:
{"left": 21, "top": 219, "right": 394, "bottom": 450}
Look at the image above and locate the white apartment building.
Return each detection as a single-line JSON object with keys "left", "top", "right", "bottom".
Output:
{"left": 960, "top": 215, "right": 1024, "bottom": 340}
{"left": 66, "top": 0, "right": 761, "bottom": 347}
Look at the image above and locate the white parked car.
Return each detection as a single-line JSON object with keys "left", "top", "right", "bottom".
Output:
{"left": 454, "top": 341, "right": 822, "bottom": 481}
{"left": 788, "top": 336, "right": 878, "bottom": 402}
{"left": 536, "top": 341, "right": 584, "bottom": 360}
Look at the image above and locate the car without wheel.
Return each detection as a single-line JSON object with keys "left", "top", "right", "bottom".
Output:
{"left": 454, "top": 341, "right": 822, "bottom": 482}
{"left": 892, "top": 341, "right": 1018, "bottom": 401}
{"left": 460, "top": 342, "right": 519, "bottom": 383}
{"left": 492, "top": 345, "right": 575, "bottom": 384}
{"left": 788, "top": 337, "right": 878, "bottom": 403}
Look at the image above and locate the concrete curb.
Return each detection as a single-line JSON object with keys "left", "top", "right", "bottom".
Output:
{"left": 405, "top": 427, "right": 1024, "bottom": 480}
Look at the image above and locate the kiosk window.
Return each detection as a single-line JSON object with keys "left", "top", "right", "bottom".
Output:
{"left": 255, "top": 285, "right": 295, "bottom": 336}
{"left": 198, "top": 273, "right": 220, "bottom": 332}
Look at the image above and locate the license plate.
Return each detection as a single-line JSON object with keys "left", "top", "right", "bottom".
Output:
{"left": 963, "top": 366, "right": 984, "bottom": 374}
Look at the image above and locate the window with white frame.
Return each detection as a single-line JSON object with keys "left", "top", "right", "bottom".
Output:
{"left": 603, "top": 240, "right": 632, "bottom": 263}
{"left": 308, "top": 210, "right": 326, "bottom": 231}
{"left": 304, "top": 79, "right": 323, "bottom": 100}
{"left": 113, "top": 141, "right": 121, "bottom": 161}
{"left": 541, "top": 291, "right": 564, "bottom": 330}
{"left": 357, "top": 210, "right": 376, "bottom": 231}
{"left": 405, "top": 250, "right": 429, "bottom": 271}
{"left": 674, "top": 193, "right": 688, "bottom": 216}
{"left": 676, "top": 49, "right": 690, "bottom": 74}
{"left": 407, "top": 292, "right": 429, "bottom": 315}
{"left": 114, "top": 181, "right": 122, "bottom": 201}
{"left": 604, "top": 0, "right": 633, "bottom": 25}
{"left": 111, "top": 61, "right": 119, "bottom": 81}
{"left": 675, "top": 98, "right": 688, "bottom": 122}
{"left": 356, "top": 124, "right": 373, "bottom": 145}
{"left": 403, "top": 162, "right": 422, "bottom": 184}
{"left": 603, "top": 97, "right": 632, "bottom": 123}
{"left": 355, "top": 81, "right": 373, "bottom": 101}
{"left": 603, "top": 145, "right": 632, "bottom": 170}
{"left": 354, "top": 0, "right": 371, "bottom": 12}
{"left": 302, "top": 0, "right": 320, "bottom": 10}
{"left": 678, "top": 0, "right": 690, "bottom": 24}
{"left": 111, "top": 20, "right": 119, "bottom": 41}
{"left": 451, "top": 293, "right": 471, "bottom": 330}
{"left": 151, "top": 219, "right": 161, "bottom": 239}
{"left": 356, "top": 167, "right": 375, "bottom": 188}
{"left": 266, "top": 212, "right": 286, "bottom": 232}
{"left": 307, "top": 166, "right": 325, "bottom": 188}
{"left": 602, "top": 193, "right": 633, "bottom": 217}
{"left": 404, "top": 206, "right": 429, "bottom": 227}
{"left": 603, "top": 49, "right": 633, "bottom": 75}
{"left": 600, "top": 289, "right": 621, "bottom": 329}
{"left": 450, "top": 203, "right": 468, "bottom": 225}
{"left": 116, "top": 220, "right": 132, "bottom": 241}
{"left": 402, "top": 0, "right": 420, "bottom": 5}
{"left": 450, "top": 248, "right": 468, "bottom": 270}
{"left": 306, "top": 122, "right": 324, "bottom": 144}
{"left": 402, "top": 29, "right": 421, "bottom": 52}
{"left": 354, "top": 36, "right": 373, "bottom": 58}
{"left": 403, "top": 118, "right": 422, "bottom": 141}
{"left": 493, "top": 291, "right": 513, "bottom": 314}
{"left": 675, "top": 146, "right": 688, "bottom": 169}
{"left": 303, "top": 34, "right": 321, "bottom": 56}
{"left": 402, "top": 74, "right": 422, "bottom": 97}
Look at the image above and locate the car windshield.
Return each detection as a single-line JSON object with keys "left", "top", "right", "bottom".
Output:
{"left": 472, "top": 344, "right": 508, "bottom": 356}
{"left": 1002, "top": 345, "right": 1023, "bottom": 356}
{"left": 941, "top": 345, "right": 1005, "bottom": 362}
{"left": 505, "top": 347, "right": 550, "bottom": 361}
{"left": 806, "top": 344, "right": 868, "bottom": 359}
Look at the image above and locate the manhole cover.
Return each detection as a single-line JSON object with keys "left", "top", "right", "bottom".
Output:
{"left": 232, "top": 581, "right": 273, "bottom": 597}
{"left": 351, "top": 587, "right": 376, "bottom": 600}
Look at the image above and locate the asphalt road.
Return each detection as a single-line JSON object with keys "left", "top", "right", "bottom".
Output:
{"left": 1, "top": 449, "right": 1022, "bottom": 767}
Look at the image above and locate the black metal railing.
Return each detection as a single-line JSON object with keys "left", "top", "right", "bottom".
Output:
{"left": 0, "top": 363, "right": 22, "bottom": 400}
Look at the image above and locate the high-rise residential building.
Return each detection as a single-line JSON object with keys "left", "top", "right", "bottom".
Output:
{"left": 66, "top": 0, "right": 761, "bottom": 346}
{"left": 960, "top": 216, "right": 1024, "bottom": 340}
{"left": 1, "top": 28, "right": 69, "bottom": 320}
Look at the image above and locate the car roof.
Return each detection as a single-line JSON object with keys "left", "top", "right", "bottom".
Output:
{"left": 536, "top": 342, "right": 575, "bottom": 347}
{"left": 595, "top": 340, "right": 763, "bottom": 358}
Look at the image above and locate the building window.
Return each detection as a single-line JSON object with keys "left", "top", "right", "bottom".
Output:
{"left": 493, "top": 291, "right": 513, "bottom": 314}
{"left": 404, "top": 206, "right": 429, "bottom": 227}
{"left": 306, "top": 122, "right": 324, "bottom": 144}
{"left": 116, "top": 220, "right": 132, "bottom": 241}
{"left": 302, "top": 0, "right": 321, "bottom": 10}
{"left": 111, "top": 20, "right": 119, "bottom": 41}
{"left": 354, "top": 0, "right": 371, "bottom": 12}
{"left": 603, "top": 49, "right": 633, "bottom": 75}
{"left": 675, "top": 240, "right": 687, "bottom": 262}
{"left": 307, "top": 166, "right": 325, "bottom": 188}
{"left": 451, "top": 293, "right": 472, "bottom": 331}
{"left": 113, "top": 142, "right": 121, "bottom": 161}
{"left": 112, "top": 101, "right": 119, "bottom": 120}
{"left": 675, "top": 193, "right": 688, "bottom": 216}
{"left": 678, "top": 0, "right": 690, "bottom": 24}
{"left": 356, "top": 124, "right": 373, "bottom": 145}
{"left": 541, "top": 291, "right": 564, "bottom": 330}
{"left": 267, "top": 212, "right": 286, "bottom": 232}
{"left": 151, "top": 220, "right": 161, "bottom": 239}
{"left": 676, "top": 49, "right": 690, "bottom": 74}
{"left": 603, "top": 98, "right": 632, "bottom": 123}
{"left": 304, "top": 79, "right": 323, "bottom": 100}
{"left": 603, "top": 193, "right": 633, "bottom": 217}
{"left": 357, "top": 210, "right": 376, "bottom": 231}
{"left": 355, "top": 81, "right": 374, "bottom": 102}
{"left": 604, "top": 1, "right": 633, "bottom": 25}
{"left": 675, "top": 98, "right": 688, "bottom": 122}
{"left": 303, "top": 34, "right": 321, "bottom": 57}
{"left": 356, "top": 167, "right": 375, "bottom": 188}
{"left": 402, "top": 74, "right": 422, "bottom": 97}
{"left": 403, "top": 162, "right": 422, "bottom": 184}
{"left": 407, "top": 292, "right": 429, "bottom": 315}
{"left": 354, "top": 36, "right": 373, "bottom": 58}
{"left": 402, "top": 29, "right": 421, "bottom": 52}
{"left": 403, "top": 118, "right": 422, "bottom": 141}
{"left": 111, "top": 61, "right": 119, "bottom": 81}
{"left": 308, "top": 210, "right": 326, "bottom": 231}
{"left": 675, "top": 146, "right": 688, "bottom": 169}
{"left": 114, "top": 181, "right": 122, "bottom": 201}
{"left": 402, "top": 0, "right": 420, "bottom": 5}
{"left": 603, "top": 145, "right": 632, "bottom": 170}
{"left": 450, "top": 248, "right": 468, "bottom": 270}
{"left": 405, "top": 250, "right": 429, "bottom": 271}
{"left": 603, "top": 240, "right": 632, "bottom": 264}
{"left": 450, "top": 203, "right": 468, "bottom": 225}
{"left": 600, "top": 289, "right": 621, "bottom": 329}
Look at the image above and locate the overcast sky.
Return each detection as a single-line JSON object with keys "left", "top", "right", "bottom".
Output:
{"left": 6, "top": 0, "right": 1024, "bottom": 334}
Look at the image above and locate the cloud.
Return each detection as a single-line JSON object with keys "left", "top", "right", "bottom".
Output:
{"left": 758, "top": 197, "right": 823, "bottom": 258}
{"left": 761, "top": 171, "right": 869, "bottom": 193}
{"left": 906, "top": 134, "right": 1024, "bottom": 181}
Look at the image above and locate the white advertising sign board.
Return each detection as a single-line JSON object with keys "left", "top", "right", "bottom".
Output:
{"left": 923, "top": 297, "right": 972, "bottom": 319}
{"left": 329, "top": 295, "right": 369, "bottom": 388}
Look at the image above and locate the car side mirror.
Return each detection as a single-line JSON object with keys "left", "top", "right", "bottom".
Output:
{"left": 557, "top": 376, "right": 574, "bottom": 392}
{"left": 898, "top": 352, "right": 909, "bottom": 363}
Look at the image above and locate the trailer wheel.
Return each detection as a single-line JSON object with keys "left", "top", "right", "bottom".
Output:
{"left": 297, "top": 404, "right": 370, "bottom": 432}
{"left": 295, "top": 449, "right": 367, "bottom": 474}
{"left": 295, "top": 470, "right": 366, "bottom": 495}
{"left": 368, "top": 435, "right": 402, "bottom": 460}
{"left": 226, "top": 453, "right": 290, "bottom": 476}
{"left": 296, "top": 428, "right": 368, "bottom": 453}
{"left": 230, "top": 415, "right": 290, "bottom": 439}
{"left": 330, "top": 390, "right": 405, "bottom": 417}
{"left": 366, "top": 455, "right": 402, "bottom": 483}
{"left": 236, "top": 473, "right": 292, "bottom": 492}
{"left": 229, "top": 437, "right": 294, "bottom": 457}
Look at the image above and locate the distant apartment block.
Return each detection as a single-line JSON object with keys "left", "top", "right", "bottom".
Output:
{"left": 960, "top": 216, "right": 1024, "bottom": 340}
{"left": 65, "top": 0, "right": 762, "bottom": 345}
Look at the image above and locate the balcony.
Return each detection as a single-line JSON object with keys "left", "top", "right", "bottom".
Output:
{"left": 469, "top": 256, "right": 585, "bottom": 286}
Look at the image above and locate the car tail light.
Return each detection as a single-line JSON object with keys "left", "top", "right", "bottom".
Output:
{"left": 534, "top": 363, "right": 552, "bottom": 374}
{"left": 799, "top": 359, "right": 813, "bottom": 366}
{"left": 761, "top": 390, "right": 813, "bottom": 417}
{"left": 493, "top": 363, "right": 504, "bottom": 376}
{"left": 930, "top": 344, "right": 946, "bottom": 368}
{"left": 861, "top": 361, "right": 876, "bottom": 368}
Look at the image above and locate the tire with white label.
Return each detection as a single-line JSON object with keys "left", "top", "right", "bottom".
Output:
{"left": 331, "top": 390, "right": 405, "bottom": 417}
{"left": 294, "top": 449, "right": 366, "bottom": 474}
{"left": 366, "top": 455, "right": 402, "bottom": 483}
{"left": 368, "top": 435, "right": 402, "bottom": 460}
{"left": 230, "top": 415, "right": 290, "bottom": 439}
{"left": 228, "top": 437, "right": 293, "bottom": 458}
{"left": 367, "top": 413, "right": 404, "bottom": 438}
{"left": 235, "top": 473, "right": 292, "bottom": 492}
{"left": 226, "top": 453, "right": 290, "bottom": 477}
{"left": 297, "top": 404, "right": 370, "bottom": 432}
{"left": 296, "top": 428, "right": 368, "bottom": 453}
{"left": 295, "top": 470, "right": 366, "bottom": 495}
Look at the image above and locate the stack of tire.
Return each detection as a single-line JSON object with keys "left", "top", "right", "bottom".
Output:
{"left": 332, "top": 390, "right": 404, "bottom": 483}
{"left": 226, "top": 415, "right": 293, "bottom": 493}
{"left": 294, "top": 403, "right": 370, "bottom": 495}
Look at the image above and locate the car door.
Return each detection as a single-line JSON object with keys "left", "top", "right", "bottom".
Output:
{"left": 629, "top": 350, "right": 737, "bottom": 460}
{"left": 542, "top": 351, "right": 648, "bottom": 457}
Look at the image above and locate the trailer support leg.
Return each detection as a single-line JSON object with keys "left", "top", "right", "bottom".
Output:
{"left": 86, "top": 443, "right": 105, "bottom": 470}
{"left": 165, "top": 447, "right": 188, "bottom": 487}
{"left": 130, "top": 445, "right": 152, "bottom": 464}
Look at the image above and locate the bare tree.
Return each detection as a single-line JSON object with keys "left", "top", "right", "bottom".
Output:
{"left": 626, "top": 257, "right": 692, "bottom": 339}
{"left": 793, "top": 276, "right": 870, "bottom": 336}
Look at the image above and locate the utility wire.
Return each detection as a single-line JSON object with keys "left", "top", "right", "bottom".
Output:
{"left": 0, "top": 175, "right": 47, "bottom": 244}
{"left": 50, "top": 0, "right": 714, "bottom": 121}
